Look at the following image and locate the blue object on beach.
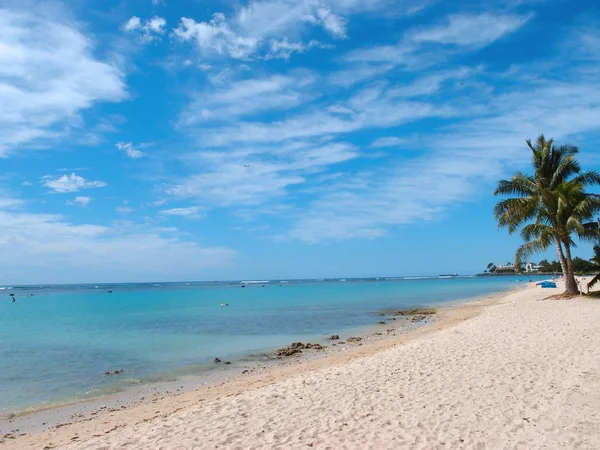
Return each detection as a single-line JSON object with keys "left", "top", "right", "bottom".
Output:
{"left": 536, "top": 281, "right": 557, "bottom": 288}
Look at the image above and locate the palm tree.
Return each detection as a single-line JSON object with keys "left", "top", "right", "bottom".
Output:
{"left": 588, "top": 244, "right": 600, "bottom": 291}
{"left": 494, "top": 135, "right": 600, "bottom": 294}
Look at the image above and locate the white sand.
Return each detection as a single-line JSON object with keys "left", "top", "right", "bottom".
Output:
{"left": 5, "top": 283, "right": 600, "bottom": 449}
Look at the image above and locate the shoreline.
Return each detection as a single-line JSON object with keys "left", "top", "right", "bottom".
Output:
{"left": 0, "top": 283, "right": 524, "bottom": 447}
{"left": 1, "top": 283, "right": 522, "bottom": 424}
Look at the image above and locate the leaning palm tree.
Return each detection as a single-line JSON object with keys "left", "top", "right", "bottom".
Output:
{"left": 494, "top": 135, "right": 600, "bottom": 294}
{"left": 588, "top": 244, "right": 600, "bottom": 291}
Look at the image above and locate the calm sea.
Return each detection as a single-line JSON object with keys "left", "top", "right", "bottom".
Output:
{"left": 0, "top": 276, "right": 531, "bottom": 416}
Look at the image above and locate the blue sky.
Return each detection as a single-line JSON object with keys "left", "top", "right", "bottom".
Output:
{"left": 2, "top": 0, "right": 600, "bottom": 284}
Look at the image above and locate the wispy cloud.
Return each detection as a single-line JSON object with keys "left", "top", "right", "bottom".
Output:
{"left": 337, "top": 12, "right": 531, "bottom": 86}
{"left": 0, "top": 198, "right": 235, "bottom": 283}
{"left": 179, "top": 71, "right": 317, "bottom": 125}
{"left": 43, "top": 173, "right": 107, "bottom": 193}
{"left": 166, "top": 141, "right": 358, "bottom": 207}
{"left": 370, "top": 137, "right": 407, "bottom": 148}
{"left": 0, "top": 4, "right": 126, "bottom": 156}
{"left": 159, "top": 206, "right": 203, "bottom": 218}
{"left": 406, "top": 13, "right": 533, "bottom": 47}
{"left": 66, "top": 196, "right": 92, "bottom": 207}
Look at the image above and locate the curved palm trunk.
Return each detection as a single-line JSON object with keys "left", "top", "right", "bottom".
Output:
{"left": 561, "top": 239, "right": 579, "bottom": 294}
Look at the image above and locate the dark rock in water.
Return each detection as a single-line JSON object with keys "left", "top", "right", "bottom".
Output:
{"left": 241, "top": 285, "right": 246, "bottom": 288}
{"left": 214, "top": 358, "right": 222, "bottom": 363}
{"left": 275, "top": 342, "right": 328, "bottom": 357}
{"left": 338, "top": 341, "right": 345, "bottom": 344}
{"left": 104, "top": 369, "right": 124, "bottom": 376}
{"left": 346, "top": 337, "right": 362, "bottom": 342}
{"left": 275, "top": 347, "right": 302, "bottom": 357}
{"left": 377, "top": 321, "right": 386, "bottom": 325}
{"left": 373, "top": 332, "right": 383, "bottom": 336}
{"left": 329, "top": 335, "right": 340, "bottom": 340}
{"left": 224, "top": 361, "right": 231, "bottom": 365}
{"left": 108, "top": 291, "right": 113, "bottom": 293}
{"left": 383, "top": 308, "right": 437, "bottom": 317}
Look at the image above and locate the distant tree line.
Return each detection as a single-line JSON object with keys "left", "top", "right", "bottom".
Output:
{"left": 484, "top": 256, "right": 597, "bottom": 274}
{"left": 538, "top": 258, "right": 596, "bottom": 273}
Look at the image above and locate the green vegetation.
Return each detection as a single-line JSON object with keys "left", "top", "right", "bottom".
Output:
{"left": 588, "top": 245, "right": 600, "bottom": 290}
{"left": 493, "top": 135, "right": 600, "bottom": 294}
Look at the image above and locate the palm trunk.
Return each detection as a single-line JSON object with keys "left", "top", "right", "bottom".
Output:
{"left": 556, "top": 239, "right": 568, "bottom": 278}
{"left": 561, "top": 239, "right": 579, "bottom": 295}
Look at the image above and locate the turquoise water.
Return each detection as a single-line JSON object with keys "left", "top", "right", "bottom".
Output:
{"left": 0, "top": 276, "right": 529, "bottom": 415}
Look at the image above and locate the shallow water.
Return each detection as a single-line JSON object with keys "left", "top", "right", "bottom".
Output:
{"left": 0, "top": 276, "right": 529, "bottom": 415}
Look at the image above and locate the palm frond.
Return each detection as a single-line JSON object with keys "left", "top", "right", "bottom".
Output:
{"left": 515, "top": 239, "right": 551, "bottom": 267}
{"left": 494, "top": 197, "right": 538, "bottom": 234}
{"left": 494, "top": 173, "right": 537, "bottom": 197}
{"left": 588, "top": 273, "right": 600, "bottom": 290}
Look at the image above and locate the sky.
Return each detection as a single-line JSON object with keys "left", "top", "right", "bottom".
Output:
{"left": 2, "top": 0, "right": 600, "bottom": 284}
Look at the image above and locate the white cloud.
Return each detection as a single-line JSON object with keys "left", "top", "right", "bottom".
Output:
{"left": 123, "top": 16, "right": 142, "bottom": 32}
{"left": 0, "top": 5, "right": 126, "bottom": 156}
{"left": 174, "top": 14, "right": 259, "bottom": 59}
{"left": 407, "top": 13, "right": 533, "bottom": 47}
{"left": 43, "top": 173, "right": 107, "bottom": 193}
{"left": 117, "top": 206, "right": 134, "bottom": 214}
{"left": 316, "top": 7, "right": 347, "bottom": 38}
{"left": 159, "top": 206, "right": 203, "bottom": 218}
{"left": 370, "top": 137, "right": 406, "bottom": 148}
{"left": 22, "top": 181, "right": 33, "bottom": 187}
{"left": 123, "top": 15, "right": 166, "bottom": 43}
{"left": 267, "top": 39, "right": 307, "bottom": 59}
{"left": 173, "top": 0, "right": 367, "bottom": 60}
{"left": 0, "top": 200, "right": 235, "bottom": 284}
{"left": 197, "top": 80, "right": 458, "bottom": 147}
{"left": 337, "top": 13, "right": 531, "bottom": 86}
{"left": 116, "top": 142, "right": 146, "bottom": 159}
{"left": 266, "top": 39, "right": 328, "bottom": 59}
{"left": 180, "top": 72, "right": 317, "bottom": 124}
{"left": 66, "top": 196, "right": 92, "bottom": 207}
{"left": 166, "top": 141, "right": 358, "bottom": 207}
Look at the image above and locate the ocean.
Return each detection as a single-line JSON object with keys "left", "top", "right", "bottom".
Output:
{"left": 0, "top": 276, "right": 530, "bottom": 416}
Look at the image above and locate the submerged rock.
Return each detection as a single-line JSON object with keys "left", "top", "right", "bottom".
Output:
{"left": 214, "top": 358, "right": 222, "bottom": 363}
{"left": 377, "top": 321, "right": 386, "bottom": 325}
{"left": 383, "top": 307, "right": 437, "bottom": 317}
{"left": 104, "top": 369, "right": 124, "bottom": 376}
{"left": 275, "top": 347, "right": 302, "bottom": 357}
{"left": 275, "top": 341, "right": 328, "bottom": 357}
{"left": 329, "top": 334, "right": 340, "bottom": 340}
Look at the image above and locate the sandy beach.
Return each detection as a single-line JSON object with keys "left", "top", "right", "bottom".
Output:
{"left": 4, "top": 282, "right": 600, "bottom": 449}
